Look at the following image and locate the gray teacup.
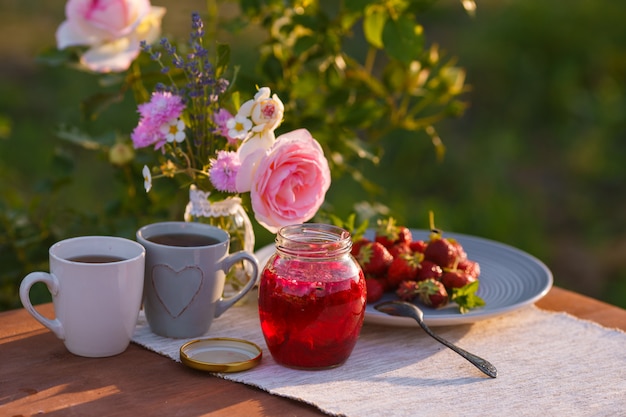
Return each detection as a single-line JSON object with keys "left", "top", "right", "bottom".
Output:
{"left": 136, "top": 222, "right": 259, "bottom": 338}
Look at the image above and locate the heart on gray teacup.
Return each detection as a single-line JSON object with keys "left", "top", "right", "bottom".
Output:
{"left": 151, "top": 264, "right": 204, "bottom": 318}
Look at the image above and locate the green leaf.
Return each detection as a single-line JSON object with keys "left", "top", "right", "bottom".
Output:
{"left": 451, "top": 281, "right": 486, "bottom": 314}
{"left": 344, "top": 0, "right": 377, "bottom": 13}
{"left": 215, "top": 43, "right": 231, "bottom": 78}
{"left": 404, "top": 0, "right": 439, "bottom": 14}
{"left": 383, "top": 61, "right": 408, "bottom": 92}
{"left": 382, "top": 15, "right": 424, "bottom": 64}
{"left": 56, "top": 125, "right": 115, "bottom": 150}
{"left": 81, "top": 92, "right": 124, "bottom": 121}
{"left": 293, "top": 35, "right": 317, "bottom": 56}
{"left": 97, "top": 73, "right": 126, "bottom": 88}
{"left": 0, "top": 114, "right": 12, "bottom": 139}
{"left": 363, "top": 6, "right": 387, "bottom": 49}
{"left": 51, "top": 147, "right": 76, "bottom": 177}
{"left": 35, "top": 46, "right": 82, "bottom": 67}
{"left": 326, "top": 212, "right": 370, "bottom": 241}
{"left": 336, "top": 98, "right": 385, "bottom": 128}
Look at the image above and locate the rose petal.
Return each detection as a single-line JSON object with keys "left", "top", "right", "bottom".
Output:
{"left": 80, "top": 37, "right": 140, "bottom": 72}
{"left": 56, "top": 20, "right": 102, "bottom": 48}
{"left": 236, "top": 148, "right": 267, "bottom": 193}
{"left": 135, "top": 6, "right": 167, "bottom": 44}
{"left": 237, "top": 131, "right": 275, "bottom": 165}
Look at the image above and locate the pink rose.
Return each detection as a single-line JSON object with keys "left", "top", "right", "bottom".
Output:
{"left": 250, "top": 129, "right": 331, "bottom": 233}
{"left": 56, "top": 0, "right": 166, "bottom": 72}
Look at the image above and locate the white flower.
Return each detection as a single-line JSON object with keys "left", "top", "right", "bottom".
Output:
{"left": 237, "top": 87, "right": 284, "bottom": 134}
{"left": 235, "top": 131, "right": 276, "bottom": 193}
{"left": 160, "top": 118, "right": 186, "bottom": 143}
{"left": 142, "top": 165, "right": 152, "bottom": 192}
{"left": 227, "top": 114, "right": 253, "bottom": 140}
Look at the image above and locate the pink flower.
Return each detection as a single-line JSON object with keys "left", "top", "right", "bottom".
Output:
{"left": 131, "top": 92, "right": 185, "bottom": 149}
{"left": 212, "top": 108, "right": 237, "bottom": 145}
{"left": 130, "top": 120, "right": 161, "bottom": 149}
{"left": 56, "top": 0, "right": 166, "bottom": 73}
{"left": 138, "top": 92, "right": 185, "bottom": 125}
{"left": 249, "top": 129, "right": 331, "bottom": 233}
{"left": 209, "top": 151, "right": 241, "bottom": 193}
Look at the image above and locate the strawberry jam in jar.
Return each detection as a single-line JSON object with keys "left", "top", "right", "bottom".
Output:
{"left": 258, "top": 224, "right": 366, "bottom": 369}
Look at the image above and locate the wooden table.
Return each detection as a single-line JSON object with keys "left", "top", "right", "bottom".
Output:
{"left": 1, "top": 287, "right": 625, "bottom": 416}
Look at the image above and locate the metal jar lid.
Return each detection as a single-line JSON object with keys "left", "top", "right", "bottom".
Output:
{"left": 180, "top": 337, "right": 262, "bottom": 373}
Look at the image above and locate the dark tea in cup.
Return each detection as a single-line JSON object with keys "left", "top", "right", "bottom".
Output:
{"left": 67, "top": 254, "right": 127, "bottom": 263}
{"left": 147, "top": 233, "right": 220, "bottom": 247}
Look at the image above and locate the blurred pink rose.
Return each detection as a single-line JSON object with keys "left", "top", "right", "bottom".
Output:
{"left": 250, "top": 129, "right": 331, "bottom": 233}
{"left": 56, "top": 0, "right": 166, "bottom": 72}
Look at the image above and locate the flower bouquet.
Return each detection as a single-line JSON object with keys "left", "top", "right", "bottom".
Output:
{"left": 54, "top": 1, "right": 332, "bottom": 292}
{"left": 48, "top": 0, "right": 471, "bottom": 258}
{"left": 131, "top": 15, "right": 331, "bottom": 292}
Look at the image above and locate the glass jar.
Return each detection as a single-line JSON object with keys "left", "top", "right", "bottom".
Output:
{"left": 258, "top": 224, "right": 366, "bottom": 369}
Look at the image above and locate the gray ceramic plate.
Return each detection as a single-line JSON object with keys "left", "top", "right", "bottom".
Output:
{"left": 363, "top": 229, "right": 553, "bottom": 327}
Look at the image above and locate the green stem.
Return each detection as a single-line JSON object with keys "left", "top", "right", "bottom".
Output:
{"left": 364, "top": 47, "right": 377, "bottom": 75}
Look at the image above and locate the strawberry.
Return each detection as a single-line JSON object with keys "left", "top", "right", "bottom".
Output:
{"left": 387, "top": 253, "right": 423, "bottom": 288}
{"left": 423, "top": 236, "right": 459, "bottom": 269}
{"left": 396, "top": 279, "right": 449, "bottom": 309}
{"left": 355, "top": 241, "right": 393, "bottom": 275}
{"left": 365, "top": 277, "right": 385, "bottom": 303}
{"left": 409, "top": 239, "right": 427, "bottom": 253}
{"left": 375, "top": 273, "right": 395, "bottom": 292}
{"left": 415, "top": 260, "right": 443, "bottom": 282}
{"left": 388, "top": 242, "right": 412, "bottom": 258}
{"left": 351, "top": 237, "right": 370, "bottom": 257}
{"left": 396, "top": 226, "right": 413, "bottom": 245}
{"left": 450, "top": 238, "right": 468, "bottom": 263}
{"left": 440, "top": 269, "right": 476, "bottom": 292}
{"left": 423, "top": 211, "right": 461, "bottom": 268}
{"left": 364, "top": 271, "right": 393, "bottom": 291}
{"left": 457, "top": 259, "right": 481, "bottom": 279}
{"left": 375, "top": 218, "right": 412, "bottom": 248}
{"left": 396, "top": 280, "right": 419, "bottom": 302}
{"left": 416, "top": 279, "right": 449, "bottom": 309}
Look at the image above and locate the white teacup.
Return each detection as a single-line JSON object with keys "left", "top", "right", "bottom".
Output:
{"left": 19, "top": 236, "right": 145, "bottom": 357}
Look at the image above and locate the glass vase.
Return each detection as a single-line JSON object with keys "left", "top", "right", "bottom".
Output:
{"left": 184, "top": 185, "right": 256, "bottom": 299}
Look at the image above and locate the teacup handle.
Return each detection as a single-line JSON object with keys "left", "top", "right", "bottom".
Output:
{"left": 19, "top": 272, "right": 65, "bottom": 340}
{"left": 214, "top": 251, "right": 259, "bottom": 318}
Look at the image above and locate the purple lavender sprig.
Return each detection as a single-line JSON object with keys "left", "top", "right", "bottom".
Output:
{"left": 139, "top": 12, "right": 230, "bottom": 171}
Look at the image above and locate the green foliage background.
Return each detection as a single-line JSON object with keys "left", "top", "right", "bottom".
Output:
{"left": 1, "top": 0, "right": 625, "bottom": 310}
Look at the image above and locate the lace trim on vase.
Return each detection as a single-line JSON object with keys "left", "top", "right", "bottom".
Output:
{"left": 184, "top": 185, "right": 243, "bottom": 218}
{"left": 184, "top": 185, "right": 255, "bottom": 253}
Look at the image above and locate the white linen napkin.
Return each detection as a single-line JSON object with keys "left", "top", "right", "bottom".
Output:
{"left": 132, "top": 299, "right": 626, "bottom": 417}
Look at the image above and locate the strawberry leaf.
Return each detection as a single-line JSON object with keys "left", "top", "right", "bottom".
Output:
{"left": 451, "top": 281, "right": 485, "bottom": 314}
{"left": 328, "top": 213, "right": 369, "bottom": 242}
